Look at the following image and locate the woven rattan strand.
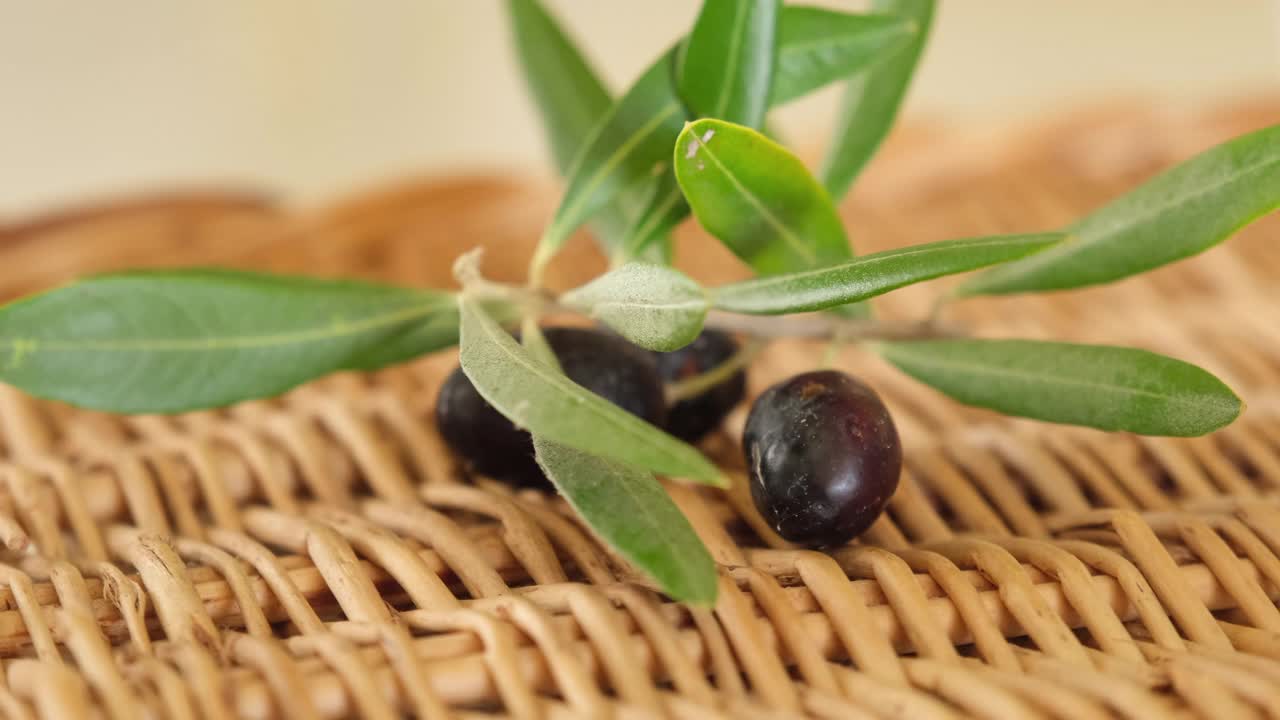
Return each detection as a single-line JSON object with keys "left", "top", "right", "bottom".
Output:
{"left": 0, "top": 100, "right": 1278, "bottom": 718}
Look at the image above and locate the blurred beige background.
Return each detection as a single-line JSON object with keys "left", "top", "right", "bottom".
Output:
{"left": 2, "top": 1, "right": 1278, "bottom": 217}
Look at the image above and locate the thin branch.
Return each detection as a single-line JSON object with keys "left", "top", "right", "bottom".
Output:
{"left": 702, "top": 310, "right": 963, "bottom": 342}
{"left": 666, "top": 339, "right": 766, "bottom": 403}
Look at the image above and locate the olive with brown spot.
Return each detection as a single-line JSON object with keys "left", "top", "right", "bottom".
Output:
{"left": 743, "top": 370, "right": 901, "bottom": 546}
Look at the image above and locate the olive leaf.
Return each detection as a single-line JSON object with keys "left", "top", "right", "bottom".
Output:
{"left": 821, "top": 0, "right": 935, "bottom": 201}
{"left": 674, "top": 118, "right": 854, "bottom": 274}
{"left": 533, "top": 437, "right": 718, "bottom": 605}
{"left": 712, "top": 233, "right": 1063, "bottom": 314}
{"left": 515, "top": 310, "right": 717, "bottom": 605}
{"left": 771, "top": 9, "right": 917, "bottom": 105}
{"left": 956, "top": 122, "right": 1280, "bottom": 297}
{"left": 0, "top": 269, "right": 463, "bottom": 413}
{"left": 677, "top": 0, "right": 779, "bottom": 128}
{"left": 505, "top": 0, "right": 656, "bottom": 259}
{"left": 878, "top": 339, "right": 1242, "bottom": 436}
{"left": 617, "top": 170, "right": 689, "bottom": 264}
{"left": 505, "top": 0, "right": 612, "bottom": 175}
{"left": 562, "top": 263, "right": 708, "bottom": 351}
{"left": 458, "top": 295, "right": 724, "bottom": 485}
{"left": 538, "top": 5, "right": 934, "bottom": 272}
{"left": 531, "top": 46, "right": 686, "bottom": 278}
{"left": 611, "top": 0, "right": 779, "bottom": 267}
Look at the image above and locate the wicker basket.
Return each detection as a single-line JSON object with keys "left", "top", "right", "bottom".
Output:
{"left": 1, "top": 100, "right": 1279, "bottom": 719}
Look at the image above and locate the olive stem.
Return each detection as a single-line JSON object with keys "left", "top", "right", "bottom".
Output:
{"left": 666, "top": 339, "right": 767, "bottom": 403}
{"left": 702, "top": 310, "right": 964, "bottom": 342}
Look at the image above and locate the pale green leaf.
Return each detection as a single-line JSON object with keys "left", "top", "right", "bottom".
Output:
{"left": 677, "top": 0, "right": 779, "bottom": 128}
{"left": 457, "top": 295, "right": 724, "bottom": 485}
{"left": 712, "top": 233, "right": 1062, "bottom": 314}
{"left": 771, "top": 9, "right": 917, "bottom": 105}
{"left": 821, "top": 0, "right": 935, "bottom": 200}
{"left": 0, "top": 269, "right": 459, "bottom": 413}
{"left": 957, "top": 123, "right": 1280, "bottom": 296}
{"left": 563, "top": 263, "right": 708, "bottom": 351}
{"left": 878, "top": 339, "right": 1242, "bottom": 436}
{"left": 533, "top": 437, "right": 718, "bottom": 605}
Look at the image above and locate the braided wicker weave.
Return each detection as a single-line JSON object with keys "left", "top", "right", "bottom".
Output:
{"left": 0, "top": 101, "right": 1279, "bottom": 719}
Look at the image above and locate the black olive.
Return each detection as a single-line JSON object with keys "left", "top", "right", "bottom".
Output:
{"left": 743, "top": 370, "right": 901, "bottom": 547}
{"left": 436, "top": 327, "right": 667, "bottom": 488}
{"left": 653, "top": 329, "right": 746, "bottom": 442}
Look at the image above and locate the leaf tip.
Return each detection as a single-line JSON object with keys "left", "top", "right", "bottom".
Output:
{"left": 452, "top": 248, "right": 486, "bottom": 288}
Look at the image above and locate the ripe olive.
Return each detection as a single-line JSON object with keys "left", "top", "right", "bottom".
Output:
{"left": 653, "top": 329, "right": 746, "bottom": 443}
{"left": 743, "top": 370, "right": 901, "bottom": 547}
{"left": 436, "top": 327, "right": 667, "bottom": 488}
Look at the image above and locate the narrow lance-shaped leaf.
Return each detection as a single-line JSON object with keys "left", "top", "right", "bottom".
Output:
{"left": 457, "top": 295, "right": 724, "bottom": 485}
{"left": 617, "top": 170, "right": 689, "bottom": 264}
{"left": 677, "top": 0, "right": 779, "bottom": 128}
{"left": 534, "top": 437, "right": 718, "bottom": 605}
{"left": 956, "top": 122, "right": 1280, "bottom": 297}
{"left": 505, "top": 0, "right": 655, "bottom": 258}
{"left": 674, "top": 118, "right": 857, "bottom": 274}
{"left": 531, "top": 47, "right": 686, "bottom": 278}
{"left": 821, "top": 0, "right": 935, "bottom": 201}
{"left": 712, "top": 233, "right": 1063, "bottom": 314}
{"left": 878, "top": 339, "right": 1242, "bottom": 437}
{"left": 505, "top": 0, "right": 611, "bottom": 174}
{"left": 563, "top": 263, "right": 708, "bottom": 351}
{"left": 0, "top": 269, "right": 459, "bottom": 413}
{"left": 518, "top": 312, "right": 718, "bottom": 604}
{"left": 771, "top": 9, "right": 917, "bottom": 105}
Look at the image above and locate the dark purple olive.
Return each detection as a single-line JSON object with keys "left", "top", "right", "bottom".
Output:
{"left": 743, "top": 370, "right": 901, "bottom": 547}
{"left": 653, "top": 329, "right": 746, "bottom": 443}
{"left": 436, "top": 327, "right": 667, "bottom": 488}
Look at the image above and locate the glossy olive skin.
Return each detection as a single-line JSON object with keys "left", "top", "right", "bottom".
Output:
{"left": 436, "top": 327, "right": 667, "bottom": 488}
{"left": 653, "top": 329, "right": 746, "bottom": 443}
{"left": 743, "top": 370, "right": 901, "bottom": 547}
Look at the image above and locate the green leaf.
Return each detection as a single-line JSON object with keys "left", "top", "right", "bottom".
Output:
{"left": 878, "top": 339, "right": 1242, "bottom": 436}
{"left": 677, "top": 0, "right": 779, "bottom": 128}
{"left": 712, "top": 233, "right": 1062, "bottom": 314}
{"left": 771, "top": 9, "right": 917, "bottom": 105}
{"left": 617, "top": 171, "right": 689, "bottom": 264}
{"left": 562, "top": 263, "right": 708, "bottom": 351}
{"left": 956, "top": 123, "right": 1280, "bottom": 297}
{"left": 616, "top": 0, "right": 782, "bottom": 266}
{"left": 457, "top": 295, "right": 724, "bottom": 485}
{"left": 531, "top": 5, "right": 922, "bottom": 272}
{"left": 0, "top": 269, "right": 458, "bottom": 413}
{"left": 505, "top": 0, "right": 656, "bottom": 258}
{"left": 533, "top": 437, "right": 718, "bottom": 605}
{"left": 532, "top": 47, "right": 687, "bottom": 278}
{"left": 505, "top": 0, "right": 612, "bottom": 174}
{"left": 821, "top": 0, "right": 935, "bottom": 201}
{"left": 674, "top": 118, "right": 853, "bottom": 275}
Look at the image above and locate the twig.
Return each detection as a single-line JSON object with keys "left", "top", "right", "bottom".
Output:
{"left": 666, "top": 339, "right": 766, "bottom": 403}
{"left": 702, "top": 310, "right": 963, "bottom": 342}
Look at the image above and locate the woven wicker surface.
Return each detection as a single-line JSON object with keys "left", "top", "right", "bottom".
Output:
{"left": 0, "top": 100, "right": 1279, "bottom": 719}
